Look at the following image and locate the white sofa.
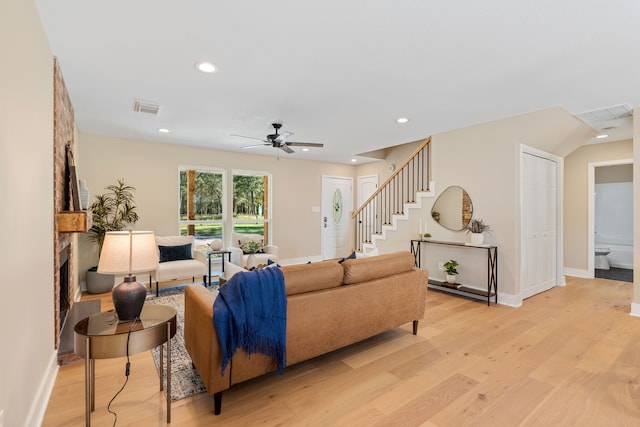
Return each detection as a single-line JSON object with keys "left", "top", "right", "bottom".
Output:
{"left": 227, "top": 232, "right": 279, "bottom": 268}
{"left": 151, "top": 235, "right": 208, "bottom": 295}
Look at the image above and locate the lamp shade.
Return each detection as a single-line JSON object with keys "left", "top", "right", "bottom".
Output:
{"left": 98, "top": 231, "right": 159, "bottom": 275}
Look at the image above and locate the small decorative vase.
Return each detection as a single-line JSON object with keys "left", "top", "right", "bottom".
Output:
{"left": 209, "top": 239, "right": 223, "bottom": 251}
{"left": 470, "top": 232, "right": 484, "bottom": 245}
{"left": 446, "top": 274, "right": 457, "bottom": 284}
{"left": 245, "top": 253, "right": 257, "bottom": 270}
{"left": 112, "top": 276, "right": 147, "bottom": 321}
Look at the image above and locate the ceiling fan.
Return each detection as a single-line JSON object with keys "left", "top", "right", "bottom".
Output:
{"left": 232, "top": 123, "right": 324, "bottom": 154}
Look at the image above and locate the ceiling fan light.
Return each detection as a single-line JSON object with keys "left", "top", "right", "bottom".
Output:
{"left": 195, "top": 61, "right": 218, "bottom": 73}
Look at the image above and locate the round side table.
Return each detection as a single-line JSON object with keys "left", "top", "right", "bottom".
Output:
{"left": 74, "top": 304, "right": 177, "bottom": 426}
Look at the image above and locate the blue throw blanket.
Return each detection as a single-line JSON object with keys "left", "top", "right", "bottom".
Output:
{"left": 213, "top": 267, "right": 287, "bottom": 375}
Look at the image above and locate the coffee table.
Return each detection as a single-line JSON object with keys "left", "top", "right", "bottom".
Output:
{"left": 74, "top": 304, "right": 177, "bottom": 426}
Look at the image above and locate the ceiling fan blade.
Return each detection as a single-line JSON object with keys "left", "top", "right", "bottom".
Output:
{"left": 242, "top": 143, "right": 270, "bottom": 149}
{"left": 231, "top": 134, "right": 267, "bottom": 143}
{"left": 286, "top": 142, "right": 324, "bottom": 148}
{"left": 274, "top": 131, "right": 293, "bottom": 143}
{"left": 279, "top": 145, "right": 295, "bottom": 154}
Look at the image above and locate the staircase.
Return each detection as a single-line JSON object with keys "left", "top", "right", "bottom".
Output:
{"left": 352, "top": 137, "right": 432, "bottom": 252}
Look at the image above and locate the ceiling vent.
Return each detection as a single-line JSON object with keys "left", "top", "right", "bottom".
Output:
{"left": 576, "top": 104, "right": 632, "bottom": 126}
{"left": 133, "top": 99, "right": 160, "bottom": 115}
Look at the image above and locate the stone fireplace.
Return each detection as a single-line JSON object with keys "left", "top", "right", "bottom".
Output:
{"left": 53, "top": 57, "right": 78, "bottom": 349}
{"left": 58, "top": 244, "right": 70, "bottom": 329}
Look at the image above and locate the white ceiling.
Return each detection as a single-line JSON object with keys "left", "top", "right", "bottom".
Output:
{"left": 35, "top": 0, "right": 639, "bottom": 164}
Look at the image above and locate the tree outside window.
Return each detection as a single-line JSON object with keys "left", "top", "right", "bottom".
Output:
{"left": 233, "top": 172, "right": 270, "bottom": 241}
{"left": 179, "top": 168, "right": 223, "bottom": 238}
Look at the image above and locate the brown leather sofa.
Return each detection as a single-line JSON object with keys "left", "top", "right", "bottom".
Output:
{"left": 184, "top": 251, "right": 428, "bottom": 414}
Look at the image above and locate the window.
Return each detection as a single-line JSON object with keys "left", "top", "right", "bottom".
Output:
{"left": 233, "top": 171, "right": 271, "bottom": 242}
{"left": 179, "top": 168, "right": 224, "bottom": 239}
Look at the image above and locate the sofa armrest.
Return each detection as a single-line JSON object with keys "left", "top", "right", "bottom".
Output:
{"left": 194, "top": 249, "right": 207, "bottom": 264}
{"left": 228, "top": 246, "right": 244, "bottom": 267}
{"left": 184, "top": 285, "right": 230, "bottom": 395}
{"left": 264, "top": 245, "right": 279, "bottom": 257}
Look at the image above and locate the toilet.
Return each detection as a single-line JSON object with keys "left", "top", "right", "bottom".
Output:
{"left": 595, "top": 247, "right": 611, "bottom": 270}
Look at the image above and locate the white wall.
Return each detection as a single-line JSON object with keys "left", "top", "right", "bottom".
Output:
{"left": 633, "top": 109, "right": 640, "bottom": 312}
{"left": 0, "top": 1, "right": 57, "bottom": 425}
{"left": 595, "top": 181, "right": 633, "bottom": 268}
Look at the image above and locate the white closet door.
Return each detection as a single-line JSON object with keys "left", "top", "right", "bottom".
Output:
{"left": 522, "top": 152, "right": 557, "bottom": 299}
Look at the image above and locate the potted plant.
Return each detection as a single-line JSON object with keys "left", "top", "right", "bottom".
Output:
{"left": 443, "top": 259, "right": 459, "bottom": 284}
{"left": 86, "top": 179, "right": 140, "bottom": 294}
{"left": 466, "top": 218, "right": 491, "bottom": 245}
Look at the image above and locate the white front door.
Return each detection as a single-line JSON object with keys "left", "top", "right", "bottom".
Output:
{"left": 521, "top": 151, "right": 558, "bottom": 299}
{"left": 322, "top": 176, "right": 353, "bottom": 260}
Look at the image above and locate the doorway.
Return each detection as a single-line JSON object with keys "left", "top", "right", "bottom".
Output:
{"left": 321, "top": 175, "right": 353, "bottom": 260}
{"left": 588, "top": 160, "right": 634, "bottom": 281}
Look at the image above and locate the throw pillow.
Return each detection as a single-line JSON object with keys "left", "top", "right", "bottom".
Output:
{"left": 338, "top": 251, "right": 357, "bottom": 264}
{"left": 267, "top": 259, "right": 281, "bottom": 267}
{"left": 158, "top": 243, "right": 193, "bottom": 263}
{"left": 239, "top": 239, "right": 264, "bottom": 254}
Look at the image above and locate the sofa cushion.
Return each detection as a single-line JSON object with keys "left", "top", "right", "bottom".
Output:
{"left": 281, "top": 261, "right": 344, "bottom": 296}
{"left": 158, "top": 243, "right": 193, "bottom": 263}
{"left": 155, "top": 259, "right": 207, "bottom": 281}
{"left": 341, "top": 251, "right": 416, "bottom": 285}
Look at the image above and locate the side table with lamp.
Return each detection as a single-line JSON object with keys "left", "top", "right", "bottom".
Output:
{"left": 75, "top": 230, "right": 176, "bottom": 426}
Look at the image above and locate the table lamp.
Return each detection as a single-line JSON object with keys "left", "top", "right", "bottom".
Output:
{"left": 98, "top": 231, "right": 159, "bottom": 321}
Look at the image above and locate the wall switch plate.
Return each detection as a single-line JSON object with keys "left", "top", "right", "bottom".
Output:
{"left": 311, "top": 206, "right": 320, "bottom": 212}
{"left": 438, "top": 261, "right": 445, "bottom": 271}
{"left": 0, "top": 408, "right": 4, "bottom": 427}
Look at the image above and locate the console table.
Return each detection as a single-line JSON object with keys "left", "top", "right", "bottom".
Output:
{"left": 411, "top": 239, "right": 498, "bottom": 305}
{"left": 74, "top": 304, "right": 177, "bottom": 426}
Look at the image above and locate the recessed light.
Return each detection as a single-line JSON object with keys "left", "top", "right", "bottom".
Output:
{"left": 396, "top": 117, "right": 409, "bottom": 124}
{"left": 302, "top": 148, "right": 309, "bottom": 152}
{"left": 195, "top": 61, "right": 218, "bottom": 73}
{"left": 596, "top": 134, "right": 608, "bottom": 139}
{"left": 351, "top": 158, "right": 357, "bottom": 163}
{"left": 158, "top": 128, "right": 170, "bottom": 133}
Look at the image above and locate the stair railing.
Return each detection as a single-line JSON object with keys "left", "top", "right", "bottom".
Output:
{"left": 352, "top": 137, "right": 431, "bottom": 252}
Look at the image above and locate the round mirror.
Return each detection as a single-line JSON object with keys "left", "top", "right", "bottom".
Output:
{"left": 431, "top": 186, "right": 473, "bottom": 231}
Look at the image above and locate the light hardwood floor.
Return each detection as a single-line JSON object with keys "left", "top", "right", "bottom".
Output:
{"left": 43, "top": 276, "right": 640, "bottom": 426}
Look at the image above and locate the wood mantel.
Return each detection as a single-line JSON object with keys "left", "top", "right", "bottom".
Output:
{"left": 57, "top": 210, "right": 92, "bottom": 233}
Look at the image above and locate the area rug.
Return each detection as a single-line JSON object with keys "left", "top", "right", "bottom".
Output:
{"left": 146, "top": 284, "right": 218, "bottom": 401}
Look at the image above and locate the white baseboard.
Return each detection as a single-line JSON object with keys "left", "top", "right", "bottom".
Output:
{"left": 27, "top": 349, "right": 59, "bottom": 427}
{"left": 563, "top": 267, "right": 592, "bottom": 279}
{"left": 497, "top": 292, "right": 521, "bottom": 307}
{"left": 630, "top": 303, "right": 640, "bottom": 318}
